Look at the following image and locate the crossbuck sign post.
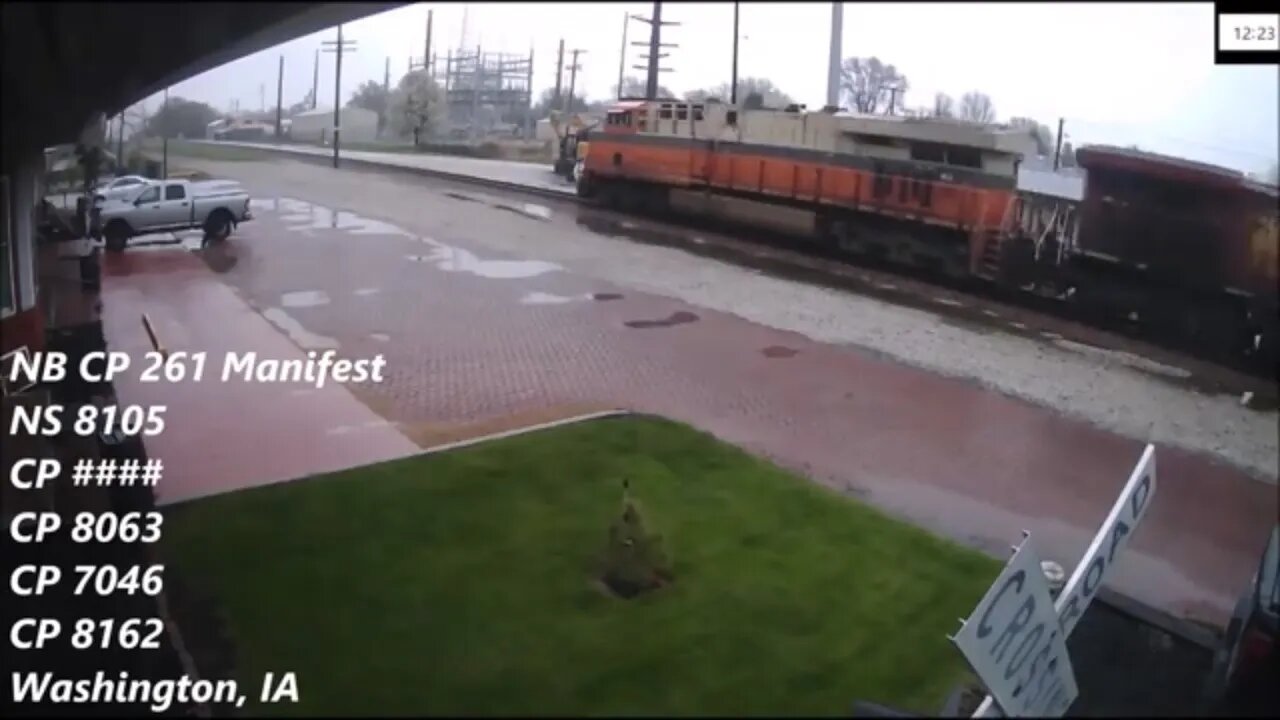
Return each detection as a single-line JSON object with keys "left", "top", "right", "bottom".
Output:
{"left": 953, "top": 443, "right": 1158, "bottom": 718}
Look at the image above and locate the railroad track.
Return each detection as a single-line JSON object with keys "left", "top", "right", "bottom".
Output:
{"left": 179, "top": 142, "right": 1276, "bottom": 389}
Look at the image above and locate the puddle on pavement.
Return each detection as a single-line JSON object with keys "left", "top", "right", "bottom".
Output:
{"left": 249, "top": 198, "right": 280, "bottom": 214}
{"left": 624, "top": 311, "right": 699, "bottom": 329}
{"left": 261, "top": 307, "right": 339, "bottom": 350}
{"left": 408, "top": 236, "right": 562, "bottom": 280}
{"left": 761, "top": 345, "right": 799, "bottom": 358}
{"left": 353, "top": 287, "right": 380, "bottom": 297}
{"left": 491, "top": 202, "right": 552, "bottom": 221}
{"left": 280, "top": 290, "right": 331, "bottom": 308}
{"left": 198, "top": 243, "right": 239, "bottom": 273}
{"left": 520, "top": 291, "right": 589, "bottom": 305}
{"left": 592, "top": 292, "right": 624, "bottom": 301}
{"left": 369, "top": 332, "right": 391, "bottom": 342}
{"left": 126, "top": 233, "right": 206, "bottom": 252}
{"left": 932, "top": 296, "right": 965, "bottom": 308}
{"left": 273, "top": 197, "right": 410, "bottom": 236}
{"left": 444, "top": 191, "right": 481, "bottom": 203}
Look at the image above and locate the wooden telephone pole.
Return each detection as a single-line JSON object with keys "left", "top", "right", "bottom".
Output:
{"left": 553, "top": 39, "right": 565, "bottom": 110}
{"left": 275, "top": 55, "right": 284, "bottom": 141}
{"left": 730, "top": 2, "right": 739, "bottom": 105}
{"left": 321, "top": 25, "right": 357, "bottom": 168}
{"left": 567, "top": 49, "right": 586, "bottom": 113}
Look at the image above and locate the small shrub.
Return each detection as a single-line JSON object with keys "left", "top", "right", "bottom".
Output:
{"left": 600, "top": 480, "right": 672, "bottom": 598}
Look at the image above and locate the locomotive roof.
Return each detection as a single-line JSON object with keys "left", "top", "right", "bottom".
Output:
{"left": 1075, "top": 144, "right": 1250, "bottom": 189}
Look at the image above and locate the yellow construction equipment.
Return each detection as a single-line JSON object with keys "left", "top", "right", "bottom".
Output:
{"left": 549, "top": 110, "right": 595, "bottom": 181}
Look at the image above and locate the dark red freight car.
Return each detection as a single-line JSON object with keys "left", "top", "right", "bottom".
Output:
{"left": 1061, "top": 146, "right": 1278, "bottom": 363}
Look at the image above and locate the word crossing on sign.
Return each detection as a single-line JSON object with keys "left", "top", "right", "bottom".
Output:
{"left": 951, "top": 536, "right": 1078, "bottom": 717}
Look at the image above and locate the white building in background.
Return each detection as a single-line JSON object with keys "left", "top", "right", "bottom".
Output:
{"left": 289, "top": 106, "right": 377, "bottom": 144}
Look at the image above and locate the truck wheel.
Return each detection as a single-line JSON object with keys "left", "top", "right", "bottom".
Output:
{"left": 203, "top": 210, "right": 233, "bottom": 246}
{"left": 104, "top": 224, "right": 129, "bottom": 253}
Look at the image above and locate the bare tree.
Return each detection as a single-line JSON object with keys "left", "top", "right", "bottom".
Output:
{"left": 620, "top": 76, "right": 676, "bottom": 101}
{"left": 1009, "top": 117, "right": 1054, "bottom": 156}
{"left": 958, "top": 91, "right": 996, "bottom": 124}
{"left": 933, "top": 92, "right": 955, "bottom": 119}
{"left": 348, "top": 80, "right": 391, "bottom": 135}
{"left": 684, "top": 77, "right": 795, "bottom": 109}
{"left": 387, "top": 70, "right": 445, "bottom": 145}
{"left": 838, "top": 56, "right": 909, "bottom": 115}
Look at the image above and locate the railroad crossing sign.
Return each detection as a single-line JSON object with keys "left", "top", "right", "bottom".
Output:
{"left": 954, "top": 443, "right": 1158, "bottom": 717}
{"left": 952, "top": 535, "right": 1079, "bottom": 716}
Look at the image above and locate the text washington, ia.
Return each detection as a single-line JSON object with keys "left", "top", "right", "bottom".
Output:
{"left": 11, "top": 670, "right": 299, "bottom": 712}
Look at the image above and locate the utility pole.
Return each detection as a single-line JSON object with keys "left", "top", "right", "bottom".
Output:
{"left": 384, "top": 57, "right": 390, "bottom": 93}
{"left": 630, "top": 3, "right": 680, "bottom": 100}
{"left": 424, "top": 8, "right": 433, "bottom": 77}
{"left": 553, "top": 39, "right": 565, "bottom": 111}
{"left": 116, "top": 111, "right": 124, "bottom": 170}
{"left": 617, "top": 12, "right": 629, "bottom": 99}
{"left": 275, "top": 55, "right": 284, "bottom": 141}
{"left": 162, "top": 88, "right": 169, "bottom": 179}
{"left": 827, "top": 2, "right": 843, "bottom": 109}
{"left": 1053, "top": 117, "right": 1066, "bottom": 170}
{"left": 260, "top": 83, "right": 265, "bottom": 113}
{"left": 312, "top": 49, "right": 320, "bottom": 109}
{"left": 526, "top": 46, "right": 535, "bottom": 137}
{"left": 887, "top": 83, "right": 900, "bottom": 116}
{"left": 567, "top": 49, "right": 585, "bottom": 113}
{"left": 730, "top": 2, "right": 740, "bottom": 105}
{"left": 321, "top": 25, "right": 357, "bottom": 168}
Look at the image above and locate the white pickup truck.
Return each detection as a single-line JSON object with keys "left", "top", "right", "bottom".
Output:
{"left": 95, "top": 179, "right": 253, "bottom": 251}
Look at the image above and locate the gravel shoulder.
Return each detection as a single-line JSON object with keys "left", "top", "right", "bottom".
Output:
{"left": 175, "top": 155, "right": 1280, "bottom": 483}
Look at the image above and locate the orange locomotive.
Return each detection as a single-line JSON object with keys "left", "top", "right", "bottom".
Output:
{"left": 577, "top": 99, "right": 1035, "bottom": 281}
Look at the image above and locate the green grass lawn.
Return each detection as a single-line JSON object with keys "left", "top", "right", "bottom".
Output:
{"left": 162, "top": 416, "right": 998, "bottom": 716}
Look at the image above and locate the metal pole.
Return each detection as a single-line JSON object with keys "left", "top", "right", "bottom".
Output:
{"left": 645, "top": 1, "right": 662, "bottom": 100}
{"left": 554, "top": 39, "right": 565, "bottom": 110}
{"left": 617, "top": 12, "right": 629, "bottom": 99}
{"left": 425, "top": 9, "right": 433, "bottom": 76}
{"left": 116, "top": 112, "right": 124, "bottom": 171}
{"left": 162, "top": 88, "right": 169, "bottom": 179}
{"left": 827, "top": 2, "right": 843, "bottom": 109}
{"left": 275, "top": 55, "right": 284, "bottom": 140}
{"left": 526, "top": 46, "right": 535, "bottom": 137}
{"left": 333, "top": 24, "right": 343, "bottom": 168}
{"left": 312, "top": 49, "right": 320, "bottom": 109}
{"left": 1053, "top": 117, "right": 1065, "bottom": 170}
{"left": 568, "top": 49, "right": 581, "bottom": 113}
{"left": 730, "top": 2, "right": 739, "bottom": 105}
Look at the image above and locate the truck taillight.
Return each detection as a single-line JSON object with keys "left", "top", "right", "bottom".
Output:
{"left": 1238, "top": 624, "right": 1275, "bottom": 671}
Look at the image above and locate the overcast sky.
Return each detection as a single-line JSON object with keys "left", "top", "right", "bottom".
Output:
{"left": 145, "top": 2, "right": 1278, "bottom": 175}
